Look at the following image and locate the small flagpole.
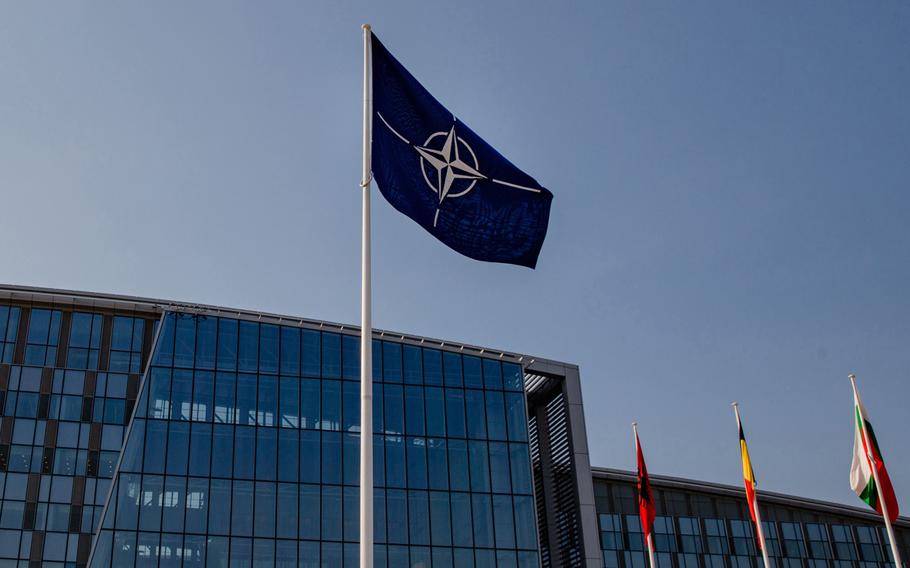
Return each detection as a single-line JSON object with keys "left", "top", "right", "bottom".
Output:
{"left": 633, "top": 422, "right": 658, "bottom": 568}
{"left": 732, "top": 403, "right": 771, "bottom": 568}
{"left": 360, "top": 23, "right": 374, "bottom": 568}
{"left": 850, "top": 374, "right": 903, "bottom": 568}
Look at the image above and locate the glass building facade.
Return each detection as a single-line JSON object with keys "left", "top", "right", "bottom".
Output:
{"left": 0, "top": 305, "right": 155, "bottom": 567}
{"left": 594, "top": 471, "right": 910, "bottom": 568}
{"left": 0, "top": 292, "right": 543, "bottom": 568}
{"left": 1, "top": 287, "right": 906, "bottom": 568}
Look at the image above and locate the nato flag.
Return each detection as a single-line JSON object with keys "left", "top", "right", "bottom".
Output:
{"left": 370, "top": 34, "right": 553, "bottom": 269}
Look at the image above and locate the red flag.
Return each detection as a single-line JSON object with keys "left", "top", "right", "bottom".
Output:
{"left": 636, "top": 431, "right": 656, "bottom": 547}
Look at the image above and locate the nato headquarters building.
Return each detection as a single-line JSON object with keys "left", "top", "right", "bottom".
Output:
{"left": 0, "top": 285, "right": 906, "bottom": 568}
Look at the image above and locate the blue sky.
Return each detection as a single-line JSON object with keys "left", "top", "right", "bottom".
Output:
{"left": 1, "top": 1, "right": 908, "bottom": 508}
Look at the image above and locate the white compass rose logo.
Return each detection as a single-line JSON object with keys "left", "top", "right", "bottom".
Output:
{"left": 377, "top": 112, "right": 542, "bottom": 227}
{"left": 416, "top": 126, "right": 485, "bottom": 206}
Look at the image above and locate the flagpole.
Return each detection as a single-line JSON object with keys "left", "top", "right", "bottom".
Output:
{"left": 360, "top": 23, "right": 374, "bottom": 568}
{"left": 633, "top": 422, "right": 658, "bottom": 568}
{"left": 850, "top": 375, "right": 903, "bottom": 568}
{"left": 732, "top": 403, "right": 771, "bottom": 568}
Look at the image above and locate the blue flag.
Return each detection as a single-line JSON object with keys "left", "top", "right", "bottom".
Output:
{"left": 370, "top": 34, "right": 553, "bottom": 269}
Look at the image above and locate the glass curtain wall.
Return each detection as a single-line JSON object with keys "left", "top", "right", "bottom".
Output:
{"left": 0, "top": 305, "right": 149, "bottom": 567}
{"left": 89, "top": 312, "right": 539, "bottom": 568}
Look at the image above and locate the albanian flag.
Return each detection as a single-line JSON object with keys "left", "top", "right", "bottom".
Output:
{"left": 635, "top": 430, "right": 656, "bottom": 548}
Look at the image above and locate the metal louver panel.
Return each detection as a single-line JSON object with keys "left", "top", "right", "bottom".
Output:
{"left": 526, "top": 371, "right": 584, "bottom": 567}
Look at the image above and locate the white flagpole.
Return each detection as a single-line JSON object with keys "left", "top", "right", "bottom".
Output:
{"left": 633, "top": 422, "right": 658, "bottom": 568}
{"left": 850, "top": 374, "right": 903, "bottom": 568}
{"left": 360, "top": 23, "right": 374, "bottom": 568}
{"left": 732, "top": 403, "right": 771, "bottom": 568}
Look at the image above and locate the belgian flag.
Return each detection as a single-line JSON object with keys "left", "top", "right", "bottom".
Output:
{"left": 734, "top": 405, "right": 764, "bottom": 552}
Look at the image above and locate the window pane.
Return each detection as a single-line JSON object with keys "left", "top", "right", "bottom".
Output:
{"left": 238, "top": 321, "right": 259, "bottom": 372}
{"left": 403, "top": 345, "right": 422, "bottom": 385}
{"left": 343, "top": 381, "right": 360, "bottom": 433}
{"left": 404, "top": 386, "right": 425, "bottom": 436}
{"left": 279, "top": 376, "right": 300, "bottom": 428}
{"left": 423, "top": 349, "right": 443, "bottom": 385}
{"left": 27, "top": 309, "right": 51, "bottom": 343}
{"left": 430, "top": 491, "right": 452, "bottom": 546}
{"left": 343, "top": 433, "right": 360, "bottom": 486}
{"left": 138, "top": 474, "right": 163, "bottom": 531}
{"left": 322, "top": 486, "right": 342, "bottom": 541}
{"left": 188, "top": 423, "right": 212, "bottom": 477}
{"left": 259, "top": 324, "right": 279, "bottom": 374}
{"left": 211, "top": 425, "right": 234, "bottom": 478}
{"left": 110, "top": 316, "right": 133, "bottom": 351}
{"left": 322, "top": 431, "right": 342, "bottom": 484}
{"left": 342, "top": 335, "right": 359, "bottom": 380}
{"left": 485, "top": 391, "right": 507, "bottom": 441}
{"left": 443, "top": 352, "right": 463, "bottom": 386}
{"left": 383, "top": 385, "right": 404, "bottom": 435}
{"left": 408, "top": 490, "right": 430, "bottom": 545}
{"left": 237, "top": 374, "right": 257, "bottom": 426}
{"left": 214, "top": 372, "right": 236, "bottom": 424}
{"left": 425, "top": 387, "right": 446, "bottom": 437}
{"left": 278, "top": 428, "right": 299, "bottom": 483}
{"left": 322, "top": 380, "right": 341, "bottom": 431}
{"left": 300, "top": 430, "right": 320, "bottom": 484}
{"left": 70, "top": 313, "right": 93, "bottom": 348}
{"left": 472, "top": 493, "right": 494, "bottom": 548}
{"left": 407, "top": 437, "right": 428, "bottom": 489}
{"left": 234, "top": 426, "right": 255, "bottom": 479}
{"left": 195, "top": 316, "right": 216, "bottom": 369}
{"left": 256, "top": 428, "right": 277, "bottom": 481}
{"left": 302, "top": 330, "right": 320, "bottom": 377}
{"left": 386, "top": 489, "right": 408, "bottom": 545}
{"left": 427, "top": 438, "right": 449, "bottom": 490}
{"left": 162, "top": 476, "right": 185, "bottom": 533}
{"left": 276, "top": 483, "right": 298, "bottom": 539}
{"left": 385, "top": 435, "right": 406, "bottom": 489}
{"left": 489, "top": 441, "right": 512, "bottom": 493}
{"left": 514, "top": 495, "right": 537, "bottom": 549}
{"left": 192, "top": 371, "right": 214, "bottom": 422}
{"left": 301, "top": 378, "right": 320, "bottom": 430}
{"left": 231, "top": 480, "right": 254, "bottom": 536}
{"left": 174, "top": 314, "right": 196, "bottom": 368}
{"left": 382, "top": 342, "right": 402, "bottom": 383}
{"left": 445, "top": 389, "right": 466, "bottom": 438}
{"left": 216, "top": 318, "right": 238, "bottom": 370}
{"left": 322, "top": 333, "right": 341, "bottom": 379}
{"left": 448, "top": 439, "right": 470, "bottom": 492}
{"left": 299, "top": 484, "right": 320, "bottom": 540}
{"left": 463, "top": 356, "right": 483, "bottom": 388}
{"left": 280, "top": 327, "right": 301, "bottom": 375}
{"left": 254, "top": 482, "right": 276, "bottom": 537}
{"left": 510, "top": 443, "right": 533, "bottom": 494}
{"left": 258, "top": 375, "right": 277, "bottom": 426}
{"left": 465, "top": 390, "right": 487, "bottom": 439}
{"left": 171, "top": 370, "right": 193, "bottom": 420}
{"left": 469, "top": 441, "right": 490, "bottom": 492}
{"left": 165, "top": 421, "right": 189, "bottom": 475}
{"left": 493, "top": 495, "right": 516, "bottom": 548}
{"left": 505, "top": 392, "right": 528, "bottom": 442}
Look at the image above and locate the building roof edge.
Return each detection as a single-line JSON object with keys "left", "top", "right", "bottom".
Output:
{"left": 591, "top": 466, "right": 910, "bottom": 527}
{"left": 0, "top": 283, "right": 574, "bottom": 368}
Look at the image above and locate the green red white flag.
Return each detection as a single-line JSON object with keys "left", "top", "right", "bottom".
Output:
{"left": 850, "top": 382, "right": 900, "bottom": 522}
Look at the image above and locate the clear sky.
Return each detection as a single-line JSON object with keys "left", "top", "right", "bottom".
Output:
{"left": 2, "top": 2, "right": 908, "bottom": 508}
